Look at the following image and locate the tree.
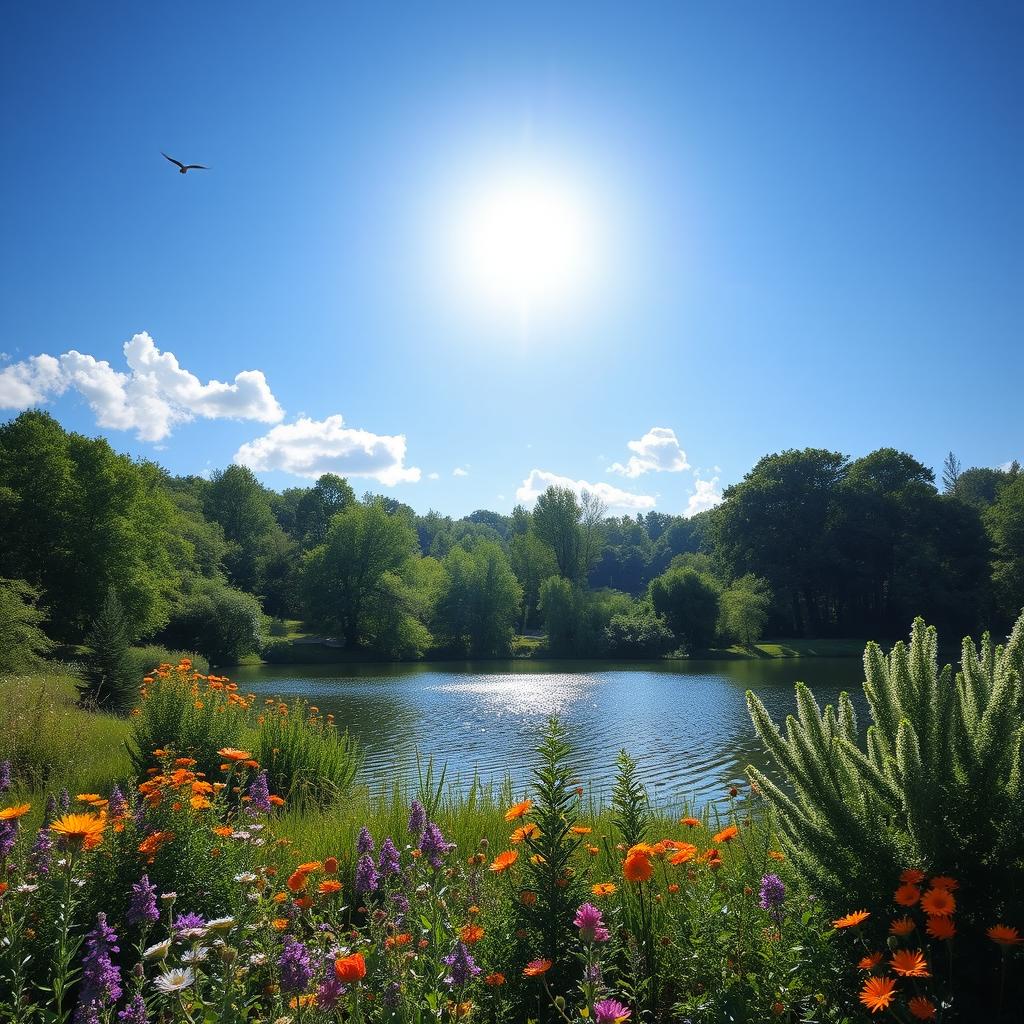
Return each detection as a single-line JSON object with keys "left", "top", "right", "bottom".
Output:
{"left": 539, "top": 578, "right": 632, "bottom": 656}
{"left": 533, "top": 486, "right": 583, "bottom": 580}
{"left": 508, "top": 531, "right": 559, "bottom": 630}
{"left": 299, "top": 501, "right": 424, "bottom": 653}
{"left": 160, "top": 580, "right": 264, "bottom": 666}
{"left": 293, "top": 474, "right": 356, "bottom": 548}
{"left": 718, "top": 575, "right": 772, "bottom": 647}
{"left": 648, "top": 566, "right": 720, "bottom": 649}
{"left": 942, "top": 451, "right": 962, "bottom": 494}
{"left": 604, "top": 605, "right": 675, "bottom": 658}
{"left": 0, "top": 578, "right": 54, "bottom": 671}
{"left": 987, "top": 475, "right": 1024, "bottom": 625}
{"left": 580, "top": 490, "right": 608, "bottom": 578}
{"left": 79, "top": 590, "right": 136, "bottom": 712}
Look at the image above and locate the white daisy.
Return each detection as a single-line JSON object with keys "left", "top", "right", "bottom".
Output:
{"left": 143, "top": 939, "right": 172, "bottom": 959}
{"left": 153, "top": 967, "right": 195, "bottom": 993}
{"left": 234, "top": 872, "right": 257, "bottom": 884}
{"left": 181, "top": 946, "right": 210, "bottom": 963}
{"left": 176, "top": 927, "right": 208, "bottom": 941}
{"left": 206, "top": 916, "right": 236, "bottom": 932}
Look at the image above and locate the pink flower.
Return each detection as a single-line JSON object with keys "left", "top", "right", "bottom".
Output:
{"left": 594, "top": 998, "right": 631, "bottom": 1023}
{"left": 573, "top": 903, "right": 611, "bottom": 943}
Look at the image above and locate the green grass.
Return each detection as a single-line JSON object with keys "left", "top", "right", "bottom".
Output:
{"left": 705, "top": 637, "right": 872, "bottom": 659}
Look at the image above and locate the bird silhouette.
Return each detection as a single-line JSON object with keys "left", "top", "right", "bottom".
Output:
{"left": 162, "top": 152, "right": 209, "bottom": 174}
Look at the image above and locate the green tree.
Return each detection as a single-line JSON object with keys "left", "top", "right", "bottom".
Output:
{"left": 533, "top": 486, "right": 583, "bottom": 580}
{"left": 0, "top": 578, "right": 54, "bottom": 671}
{"left": 648, "top": 566, "right": 720, "bottom": 649}
{"left": 79, "top": 590, "right": 136, "bottom": 712}
{"left": 539, "top": 577, "right": 632, "bottom": 656}
{"left": 293, "top": 473, "right": 356, "bottom": 548}
{"left": 717, "top": 575, "right": 772, "bottom": 647}
{"left": 509, "top": 531, "right": 559, "bottom": 631}
{"left": 160, "top": 579, "right": 264, "bottom": 666}
{"left": 604, "top": 604, "right": 674, "bottom": 658}
{"left": 987, "top": 474, "right": 1024, "bottom": 625}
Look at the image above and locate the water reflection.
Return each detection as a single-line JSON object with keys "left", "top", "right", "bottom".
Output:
{"left": 232, "top": 658, "right": 866, "bottom": 811}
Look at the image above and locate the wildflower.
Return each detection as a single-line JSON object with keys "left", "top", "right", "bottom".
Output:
{"left": 279, "top": 936, "right": 314, "bottom": 993}
{"left": 460, "top": 924, "right": 485, "bottom": 944}
{"left": 489, "top": 850, "right": 518, "bottom": 873}
{"left": 137, "top": 831, "right": 174, "bottom": 859}
{"left": 890, "top": 917, "right": 916, "bottom": 937}
{"left": 217, "top": 748, "right": 252, "bottom": 762}
{"left": 50, "top": 813, "right": 105, "bottom": 850}
{"left": 668, "top": 843, "right": 697, "bottom": 865}
{"left": 287, "top": 870, "right": 310, "bottom": 893}
{"left": 143, "top": 939, "right": 171, "bottom": 959}
{"left": 0, "top": 803, "right": 31, "bottom": 820}
{"left": 920, "top": 887, "right": 955, "bottom": 917}
{"left": 28, "top": 827, "right": 52, "bottom": 875}
{"left": 443, "top": 942, "right": 481, "bottom": 986}
{"left": 858, "top": 952, "right": 883, "bottom": 970}
{"left": 153, "top": 968, "right": 196, "bottom": 993}
{"left": 926, "top": 915, "right": 955, "bottom": 940}
{"left": 384, "top": 933, "right": 412, "bottom": 949}
{"left": 316, "top": 972, "right": 347, "bottom": 1008}
{"left": 929, "top": 875, "right": 958, "bottom": 891}
{"left": 408, "top": 799, "right": 427, "bottom": 835}
{"left": 76, "top": 913, "right": 122, "bottom": 1021}
{"left": 900, "top": 868, "right": 926, "bottom": 884}
{"left": 504, "top": 799, "right": 533, "bottom": 821}
{"left": 570, "top": 825, "right": 592, "bottom": 835}
{"left": 987, "top": 924, "right": 1023, "bottom": 946}
{"left": 356, "top": 826, "right": 375, "bottom": 856}
{"left": 908, "top": 996, "right": 938, "bottom": 1021}
{"left": 0, "top": 761, "right": 9, "bottom": 792}
{"left": 833, "top": 910, "right": 870, "bottom": 929}
{"left": 355, "top": 854, "right": 379, "bottom": 895}
{"left": 510, "top": 823, "right": 541, "bottom": 843}
{"left": 108, "top": 786, "right": 127, "bottom": 817}
{"left": 522, "top": 958, "right": 552, "bottom": 977}
{"left": 127, "top": 875, "right": 159, "bottom": 928}
{"left": 246, "top": 771, "right": 272, "bottom": 815}
{"left": 593, "top": 998, "right": 632, "bottom": 1023}
{"left": 419, "top": 822, "right": 454, "bottom": 868}
{"left": 758, "top": 873, "right": 785, "bottom": 912}
{"left": 894, "top": 884, "right": 921, "bottom": 907}
{"left": 318, "top": 879, "right": 343, "bottom": 895}
{"left": 891, "top": 950, "right": 930, "bottom": 977}
{"left": 324, "top": 856, "right": 338, "bottom": 874}
{"left": 573, "top": 903, "right": 611, "bottom": 943}
{"left": 485, "top": 972, "right": 506, "bottom": 986}
{"left": 235, "top": 871, "right": 258, "bottom": 883}
{"left": 680, "top": 817, "right": 700, "bottom": 827}
{"left": 712, "top": 824, "right": 738, "bottom": 844}
{"left": 378, "top": 837, "right": 401, "bottom": 876}
{"left": 206, "top": 916, "right": 235, "bottom": 932}
{"left": 272, "top": 919, "right": 289, "bottom": 931}
{"left": 623, "top": 851, "right": 652, "bottom": 883}
{"left": 295, "top": 861, "right": 323, "bottom": 873}
{"left": 767, "top": 850, "right": 785, "bottom": 860}
{"left": 334, "top": 952, "right": 367, "bottom": 982}
{"left": 520, "top": 890, "right": 537, "bottom": 906}
{"left": 859, "top": 975, "right": 897, "bottom": 1013}
{"left": 117, "top": 994, "right": 149, "bottom": 1023}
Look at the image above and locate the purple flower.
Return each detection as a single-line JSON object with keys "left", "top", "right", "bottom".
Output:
{"left": 442, "top": 942, "right": 480, "bottom": 987}
{"left": 75, "top": 913, "right": 122, "bottom": 1023}
{"left": 758, "top": 873, "right": 786, "bottom": 911}
{"left": 29, "top": 827, "right": 51, "bottom": 875}
{"left": 127, "top": 875, "right": 159, "bottom": 928}
{"left": 594, "top": 998, "right": 632, "bottom": 1023}
{"left": 574, "top": 903, "right": 611, "bottom": 943}
{"left": 585, "top": 962, "right": 603, "bottom": 986}
{"left": 108, "top": 785, "right": 127, "bottom": 817}
{"left": 279, "top": 935, "right": 314, "bottom": 993}
{"left": 316, "top": 972, "right": 347, "bottom": 1009}
{"left": 58, "top": 788, "right": 70, "bottom": 812}
{"left": 117, "top": 994, "right": 149, "bottom": 1023}
{"left": 355, "top": 853, "right": 379, "bottom": 896}
{"left": 391, "top": 892, "right": 410, "bottom": 920}
{"left": 43, "top": 793, "right": 57, "bottom": 824}
{"left": 418, "top": 822, "right": 453, "bottom": 869}
{"left": 173, "top": 912, "right": 206, "bottom": 935}
{"left": 0, "top": 821, "right": 18, "bottom": 860}
{"left": 408, "top": 799, "right": 426, "bottom": 836}
{"left": 356, "top": 826, "right": 375, "bottom": 856}
{"left": 0, "top": 760, "right": 10, "bottom": 793}
{"left": 246, "top": 770, "right": 272, "bottom": 815}
{"left": 378, "top": 837, "right": 401, "bottom": 876}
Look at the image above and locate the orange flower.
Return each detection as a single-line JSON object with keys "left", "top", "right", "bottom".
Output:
{"left": 920, "top": 887, "right": 955, "bottom": 917}
{"left": 50, "top": 813, "right": 105, "bottom": 849}
{"left": 926, "top": 915, "right": 955, "bottom": 940}
{"left": 712, "top": 824, "right": 738, "bottom": 844}
{"left": 858, "top": 952, "right": 883, "bottom": 971}
{"left": 272, "top": 918, "right": 289, "bottom": 931}
{"left": 894, "top": 884, "right": 921, "bottom": 907}
{"left": 269, "top": 795, "right": 286, "bottom": 807}
{"left": 908, "top": 996, "right": 937, "bottom": 1021}
{"left": 324, "top": 856, "right": 339, "bottom": 874}
{"left": 668, "top": 843, "right": 697, "bottom": 866}
{"left": 189, "top": 795, "right": 212, "bottom": 810}
{"left": 767, "top": 850, "right": 785, "bottom": 861}
{"left": 890, "top": 917, "right": 916, "bottom": 937}
{"left": 287, "top": 870, "right": 310, "bottom": 893}
{"left": 520, "top": 890, "right": 537, "bottom": 907}
{"left": 485, "top": 972, "right": 506, "bottom": 986}
{"left": 293, "top": 895, "right": 314, "bottom": 910}
{"left": 213, "top": 826, "right": 233, "bottom": 837}
{"left": 0, "top": 804, "right": 31, "bottom": 820}
{"left": 623, "top": 851, "right": 653, "bottom": 883}
{"left": 833, "top": 910, "right": 870, "bottom": 929}
{"left": 890, "top": 950, "right": 930, "bottom": 978}
{"left": 667, "top": 883, "right": 680, "bottom": 894}
{"left": 217, "top": 748, "right": 252, "bottom": 762}
{"left": 334, "top": 952, "right": 366, "bottom": 982}
{"left": 296, "top": 861, "right": 323, "bottom": 874}
{"left": 460, "top": 924, "right": 485, "bottom": 944}
{"left": 489, "top": 850, "right": 519, "bottom": 873}
{"left": 504, "top": 799, "right": 533, "bottom": 822}
{"left": 318, "top": 880, "right": 343, "bottom": 895}
{"left": 0, "top": 882, "right": 7, "bottom": 895}
{"left": 586, "top": 844, "right": 599, "bottom": 856}
{"left": 510, "top": 824, "right": 541, "bottom": 843}
{"left": 522, "top": 959, "right": 552, "bottom": 977}
{"left": 385, "top": 933, "right": 412, "bottom": 950}
{"left": 138, "top": 831, "right": 174, "bottom": 857}
{"left": 76, "top": 793, "right": 102, "bottom": 803}
{"left": 859, "top": 975, "right": 897, "bottom": 1014}
{"left": 592, "top": 882, "right": 617, "bottom": 897}
{"left": 899, "top": 868, "right": 926, "bottom": 884}
{"left": 680, "top": 816, "right": 701, "bottom": 827}
{"left": 928, "top": 875, "right": 958, "bottom": 891}
{"left": 569, "top": 826, "right": 592, "bottom": 835}
{"left": 987, "top": 924, "right": 1023, "bottom": 946}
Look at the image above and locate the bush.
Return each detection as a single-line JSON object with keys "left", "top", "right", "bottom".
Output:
{"left": 604, "top": 607, "right": 675, "bottom": 658}
{"left": 78, "top": 590, "right": 136, "bottom": 713}
{"left": 648, "top": 566, "right": 721, "bottom": 649}
{"left": 717, "top": 574, "right": 771, "bottom": 647}
{"left": 0, "top": 578, "right": 54, "bottom": 672}
{"left": 159, "top": 579, "right": 264, "bottom": 666}
{"left": 125, "top": 645, "right": 209, "bottom": 680}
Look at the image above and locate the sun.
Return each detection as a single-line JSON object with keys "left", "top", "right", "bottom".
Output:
{"left": 454, "top": 171, "right": 593, "bottom": 316}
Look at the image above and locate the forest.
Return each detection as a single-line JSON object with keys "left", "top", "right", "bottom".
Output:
{"left": 1, "top": 410, "right": 1021, "bottom": 672}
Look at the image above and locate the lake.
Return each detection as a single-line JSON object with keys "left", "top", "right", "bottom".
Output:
{"left": 231, "top": 658, "right": 867, "bottom": 812}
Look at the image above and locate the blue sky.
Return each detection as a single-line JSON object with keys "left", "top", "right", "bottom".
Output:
{"left": 1, "top": 2, "right": 1021, "bottom": 517}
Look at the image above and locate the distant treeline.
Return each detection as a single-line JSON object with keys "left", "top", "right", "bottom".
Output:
{"left": 1, "top": 411, "right": 1021, "bottom": 667}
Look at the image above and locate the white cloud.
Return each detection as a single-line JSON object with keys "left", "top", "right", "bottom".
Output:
{"left": 234, "top": 414, "right": 421, "bottom": 486}
{"left": 686, "top": 475, "right": 723, "bottom": 516}
{"left": 427, "top": 472, "right": 440, "bottom": 481}
{"left": 516, "top": 468, "right": 655, "bottom": 511}
{"left": 609, "top": 426, "right": 689, "bottom": 478}
{"left": 0, "top": 332, "right": 283, "bottom": 442}
{"left": 453, "top": 467, "right": 469, "bottom": 477}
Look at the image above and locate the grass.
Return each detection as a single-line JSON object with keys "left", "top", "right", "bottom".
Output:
{"left": 705, "top": 637, "right": 872, "bottom": 659}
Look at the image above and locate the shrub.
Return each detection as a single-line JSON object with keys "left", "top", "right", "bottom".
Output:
{"left": 648, "top": 566, "right": 720, "bottom": 649}
{"left": 159, "top": 579, "right": 264, "bottom": 667}
{"left": 78, "top": 590, "right": 136, "bottom": 713}
{"left": 717, "top": 574, "right": 772, "bottom": 647}
{"left": 604, "top": 607, "right": 675, "bottom": 658}
{"left": 125, "top": 644, "right": 209, "bottom": 680}
{"left": 0, "top": 578, "right": 54, "bottom": 672}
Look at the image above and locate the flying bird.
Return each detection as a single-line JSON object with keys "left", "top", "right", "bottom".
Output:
{"left": 162, "top": 152, "right": 209, "bottom": 174}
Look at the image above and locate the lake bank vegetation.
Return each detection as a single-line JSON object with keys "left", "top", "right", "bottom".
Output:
{"left": 2, "top": 412, "right": 1022, "bottom": 678}
{"left": 0, "top": 612, "right": 1021, "bottom": 1021}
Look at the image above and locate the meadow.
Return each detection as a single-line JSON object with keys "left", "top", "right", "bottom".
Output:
{"left": 1, "top": 613, "right": 1022, "bottom": 1023}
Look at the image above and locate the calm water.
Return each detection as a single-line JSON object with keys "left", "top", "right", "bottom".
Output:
{"left": 231, "top": 658, "right": 866, "bottom": 811}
